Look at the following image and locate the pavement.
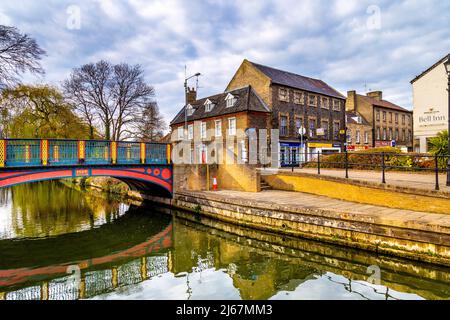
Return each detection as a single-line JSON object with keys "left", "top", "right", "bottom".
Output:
{"left": 198, "top": 189, "right": 450, "bottom": 232}
{"left": 269, "top": 168, "right": 450, "bottom": 194}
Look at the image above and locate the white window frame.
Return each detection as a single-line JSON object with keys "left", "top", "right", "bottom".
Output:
{"left": 186, "top": 104, "right": 194, "bottom": 116}
{"left": 228, "top": 117, "right": 236, "bottom": 136}
{"left": 333, "top": 99, "right": 340, "bottom": 111}
{"left": 279, "top": 88, "right": 289, "bottom": 102}
{"left": 293, "top": 91, "right": 303, "bottom": 104}
{"left": 364, "top": 131, "right": 369, "bottom": 144}
{"left": 204, "top": 99, "right": 214, "bottom": 112}
{"left": 215, "top": 119, "right": 222, "bottom": 137}
{"left": 178, "top": 126, "right": 184, "bottom": 139}
{"left": 188, "top": 124, "right": 194, "bottom": 140}
{"left": 356, "top": 130, "right": 361, "bottom": 144}
{"left": 200, "top": 122, "right": 207, "bottom": 139}
{"left": 225, "top": 93, "right": 236, "bottom": 108}
{"left": 322, "top": 97, "right": 329, "bottom": 109}
{"left": 308, "top": 94, "right": 317, "bottom": 107}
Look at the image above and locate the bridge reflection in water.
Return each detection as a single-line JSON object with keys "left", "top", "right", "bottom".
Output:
{"left": 0, "top": 183, "right": 449, "bottom": 300}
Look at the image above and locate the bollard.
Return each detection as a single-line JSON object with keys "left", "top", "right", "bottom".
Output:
{"left": 317, "top": 151, "right": 320, "bottom": 175}
{"left": 345, "top": 150, "right": 349, "bottom": 179}
{"left": 435, "top": 154, "right": 440, "bottom": 191}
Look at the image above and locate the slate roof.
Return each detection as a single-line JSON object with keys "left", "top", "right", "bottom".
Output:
{"left": 248, "top": 60, "right": 346, "bottom": 99}
{"left": 357, "top": 94, "right": 412, "bottom": 113}
{"left": 346, "top": 111, "right": 370, "bottom": 126}
{"left": 170, "top": 86, "right": 270, "bottom": 126}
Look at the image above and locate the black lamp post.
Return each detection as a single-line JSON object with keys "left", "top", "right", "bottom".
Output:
{"left": 444, "top": 57, "right": 450, "bottom": 186}
{"left": 184, "top": 72, "right": 201, "bottom": 132}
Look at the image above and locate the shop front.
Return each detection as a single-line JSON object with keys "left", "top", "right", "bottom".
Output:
{"left": 279, "top": 142, "right": 306, "bottom": 167}
{"left": 307, "top": 142, "right": 342, "bottom": 159}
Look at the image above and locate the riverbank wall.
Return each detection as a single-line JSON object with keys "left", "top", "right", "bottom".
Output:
{"left": 142, "top": 190, "right": 450, "bottom": 267}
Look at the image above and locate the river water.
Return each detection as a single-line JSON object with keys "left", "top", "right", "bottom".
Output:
{"left": 0, "top": 181, "right": 448, "bottom": 300}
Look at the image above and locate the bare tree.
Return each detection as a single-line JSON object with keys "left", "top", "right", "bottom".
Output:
{"left": 63, "top": 60, "right": 156, "bottom": 140}
{"left": 63, "top": 60, "right": 112, "bottom": 139}
{"left": 0, "top": 25, "right": 46, "bottom": 87}
{"left": 130, "top": 102, "right": 166, "bottom": 142}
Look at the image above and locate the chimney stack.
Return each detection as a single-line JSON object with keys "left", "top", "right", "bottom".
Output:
{"left": 367, "top": 91, "right": 382, "bottom": 101}
{"left": 346, "top": 90, "right": 357, "bottom": 111}
{"left": 185, "top": 87, "right": 197, "bottom": 105}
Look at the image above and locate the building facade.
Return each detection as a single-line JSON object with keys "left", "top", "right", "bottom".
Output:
{"left": 411, "top": 53, "right": 450, "bottom": 153}
{"left": 346, "top": 90, "right": 413, "bottom": 151}
{"left": 170, "top": 85, "right": 270, "bottom": 165}
{"left": 345, "top": 111, "right": 373, "bottom": 151}
{"left": 226, "top": 59, "right": 346, "bottom": 166}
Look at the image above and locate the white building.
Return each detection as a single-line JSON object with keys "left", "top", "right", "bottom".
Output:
{"left": 411, "top": 53, "right": 450, "bottom": 153}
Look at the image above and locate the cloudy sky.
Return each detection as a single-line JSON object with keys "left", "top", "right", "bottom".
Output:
{"left": 1, "top": 0, "right": 449, "bottom": 125}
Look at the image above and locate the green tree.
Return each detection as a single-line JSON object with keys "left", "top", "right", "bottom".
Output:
{"left": 428, "top": 130, "right": 448, "bottom": 168}
{"left": 0, "top": 84, "right": 92, "bottom": 139}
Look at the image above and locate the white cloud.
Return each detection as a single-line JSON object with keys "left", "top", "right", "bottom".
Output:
{"left": 0, "top": 0, "right": 449, "bottom": 125}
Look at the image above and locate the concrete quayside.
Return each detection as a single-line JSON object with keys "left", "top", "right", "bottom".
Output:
{"left": 143, "top": 186, "right": 450, "bottom": 267}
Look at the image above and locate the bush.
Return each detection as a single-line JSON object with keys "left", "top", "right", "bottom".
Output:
{"left": 305, "top": 147, "right": 443, "bottom": 171}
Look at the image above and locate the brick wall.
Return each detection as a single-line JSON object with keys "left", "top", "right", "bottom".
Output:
{"left": 270, "top": 84, "right": 346, "bottom": 144}
{"left": 226, "top": 60, "right": 272, "bottom": 108}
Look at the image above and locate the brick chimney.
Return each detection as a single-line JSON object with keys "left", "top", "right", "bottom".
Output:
{"left": 346, "top": 90, "right": 357, "bottom": 111}
{"left": 185, "top": 87, "right": 197, "bottom": 105}
{"left": 367, "top": 91, "right": 382, "bottom": 101}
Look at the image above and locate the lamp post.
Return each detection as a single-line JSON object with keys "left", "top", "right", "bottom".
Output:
{"left": 444, "top": 57, "right": 450, "bottom": 186}
{"left": 184, "top": 72, "right": 201, "bottom": 132}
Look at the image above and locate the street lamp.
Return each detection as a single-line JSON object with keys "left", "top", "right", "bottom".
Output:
{"left": 444, "top": 56, "right": 450, "bottom": 186}
{"left": 184, "top": 72, "right": 201, "bottom": 133}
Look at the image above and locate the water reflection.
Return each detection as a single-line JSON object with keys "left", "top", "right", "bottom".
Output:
{"left": 0, "top": 182, "right": 449, "bottom": 300}
{"left": 0, "top": 181, "right": 128, "bottom": 239}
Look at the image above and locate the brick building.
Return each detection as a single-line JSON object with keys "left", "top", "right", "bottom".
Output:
{"left": 346, "top": 91, "right": 413, "bottom": 151}
{"left": 345, "top": 111, "right": 373, "bottom": 151}
{"left": 226, "top": 59, "right": 346, "bottom": 166}
{"left": 170, "top": 85, "right": 270, "bottom": 164}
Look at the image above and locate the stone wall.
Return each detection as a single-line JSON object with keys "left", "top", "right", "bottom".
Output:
{"left": 144, "top": 190, "right": 450, "bottom": 267}
{"left": 173, "top": 164, "right": 261, "bottom": 192}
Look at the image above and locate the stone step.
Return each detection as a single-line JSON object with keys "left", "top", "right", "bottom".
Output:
{"left": 260, "top": 181, "right": 272, "bottom": 190}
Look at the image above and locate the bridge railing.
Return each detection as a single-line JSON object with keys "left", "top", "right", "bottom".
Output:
{"left": 0, "top": 139, "right": 171, "bottom": 168}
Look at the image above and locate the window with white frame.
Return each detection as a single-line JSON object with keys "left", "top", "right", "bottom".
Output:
{"left": 215, "top": 119, "right": 222, "bottom": 137}
{"left": 186, "top": 104, "right": 194, "bottom": 116}
{"left": 279, "top": 88, "right": 289, "bottom": 102}
{"left": 364, "top": 131, "right": 369, "bottom": 144}
{"left": 280, "top": 116, "right": 288, "bottom": 136}
{"left": 308, "top": 94, "right": 316, "bottom": 107}
{"left": 333, "top": 121, "right": 340, "bottom": 139}
{"left": 293, "top": 91, "right": 303, "bottom": 104}
{"left": 240, "top": 140, "right": 247, "bottom": 163}
{"left": 356, "top": 130, "right": 361, "bottom": 144}
{"left": 178, "top": 126, "right": 184, "bottom": 139}
{"left": 309, "top": 118, "right": 316, "bottom": 137}
{"left": 225, "top": 93, "right": 237, "bottom": 108}
{"left": 204, "top": 99, "right": 214, "bottom": 112}
{"left": 188, "top": 124, "right": 193, "bottom": 140}
{"left": 200, "top": 122, "right": 207, "bottom": 139}
{"left": 228, "top": 117, "right": 236, "bottom": 136}
{"left": 333, "top": 99, "right": 340, "bottom": 111}
{"left": 322, "top": 97, "right": 329, "bottom": 109}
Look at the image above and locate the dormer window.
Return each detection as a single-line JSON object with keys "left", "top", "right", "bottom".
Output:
{"left": 186, "top": 104, "right": 194, "bottom": 116}
{"left": 225, "top": 93, "right": 237, "bottom": 108}
{"left": 204, "top": 99, "right": 215, "bottom": 112}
